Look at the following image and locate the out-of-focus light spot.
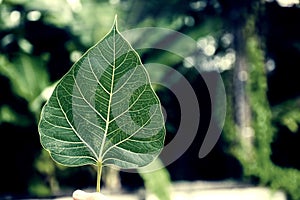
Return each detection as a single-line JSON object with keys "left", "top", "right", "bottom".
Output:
{"left": 41, "top": 83, "right": 57, "bottom": 101}
{"left": 183, "top": 56, "right": 195, "bottom": 68}
{"left": 10, "top": 10, "right": 21, "bottom": 27}
{"left": 220, "top": 49, "right": 236, "bottom": 71}
{"left": 27, "top": 11, "right": 41, "bottom": 21}
{"left": 195, "top": 36, "right": 236, "bottom": 72}
{"left": 213, "top": 1, "right": 221, "bottom": 9}
{"left": 225, "top": 49, "right": 236, "bottom": 62}
{"left": 203, "top": 44, "right": 216, "bottom": 56}
{"left": 238, "top": 70, "right": 248, "bottom": 81}
{"left": 189, "top": 1, "right": 207, "bottom": 11}
{"left": 70, "top": 51, "right": 82, "bottom": 62}
{"left": 67, "top": 0, "right": 82, "bottom": 12}
{"left": 193, "top": 35, "right": 236, "bottom": 72}
{"left": 221, "top": 33, "right": 234, "bottom": 48}
{"left": 0, "top": 0, "right": 3, "bottom": 4}
{"left": 276, "top": 0, "right": 299, "bottom": 7}
{"left": 1, "top": 34, "right": 14, "bottom": 47}
{"left": 173, "top": 17, "right": 184, "bottom": 28}
{"left": 0, "top": 105, "right": 17, "bottom": 124}
{"left": 242, "top": 126, "right": 255, "bottom": 139}
{"left": 266, "top": 59, "right": 275, "bottom": 72}
{"left": 197, "top": 38, "right": 206, "bottom": 49}
{"left": 109, "top": 0, "right": 120, "bottom": 5}
{"left": 197, "top": 35, "right": 216, "bottom": 56}
{"left": 18, "top": 39, "right": 33, "bottom": 53}
{"left": 201, "top": 50, "right": 235, "bottom": 72}
{"left": 184, "top": 16, "right": 195, "bottom": 27}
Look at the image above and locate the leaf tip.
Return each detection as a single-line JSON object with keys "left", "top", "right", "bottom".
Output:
{"left": 113, "top": 14, "right": 118, "bottom": 27}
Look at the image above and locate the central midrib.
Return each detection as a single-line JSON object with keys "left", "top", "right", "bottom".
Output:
{"left": 99, "top": 26, "right": 117, "bottom": 160}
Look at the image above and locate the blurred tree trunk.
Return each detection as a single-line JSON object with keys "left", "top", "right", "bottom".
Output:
{"left": 232, "top": 24, "right": 254, "bottom": 158}
{"left": 220, "top": 0, "right": 257, "bottom": 162}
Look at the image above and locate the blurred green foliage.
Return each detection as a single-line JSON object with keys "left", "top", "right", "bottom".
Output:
{"left": 223, "top": 11, "right": 300, "bottom": 200}
{"left": 247, "top": 35, "right": 300, "bottom": 200}
{"left": 273, "top": 99, "right": 300, "bottom": 133}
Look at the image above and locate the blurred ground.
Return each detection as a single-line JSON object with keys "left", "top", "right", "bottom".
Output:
{"left": 56, "top": 180, "right": 286, "bottom": 200}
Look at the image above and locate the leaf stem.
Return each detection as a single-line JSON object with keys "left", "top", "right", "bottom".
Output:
{"left": 96, "top": 161, "right": 102, "bottom": 193}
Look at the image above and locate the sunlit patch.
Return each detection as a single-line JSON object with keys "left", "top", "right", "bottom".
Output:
{"left": 276, "top": 0, "right": 299, "bottom": 7}
{"left": 0, "top": 34, "right": 14, "bottom": 47}
{"left": 10, "top": 10, "right": 20, "bottom": 27}
{"left": 27, "top": 10, "right": 42, "bottom": 21}
{"left": 70, "top": 50, "right": 83, "bottom": 63}
{"left": 238, "top": 70, "right": 248, "bottom": 82}
{"left": 197, "top": 35, "right": 216, "bottom": 56}
{"left": 266, "top": 59, "right": 276, "bottom": 72}
{"left": 183, "top": 34, "right": 236, "bottom": 71}
{"left": 221, "top": 33, "right": 234, "bottom": 48}
{"left": 189, "top": 1, "right": 207, "bottom": 11}
{"left": 183, "top": 16, "right": 195, "bottom": 27}
{"left": 67, "top": 0, "right": 82, "bottom": 12}
{"left": 18, "top": 39, "right": 33, "bottom": 53}
{"left": 183, "top": 56, "right": 195, "bottom": 68}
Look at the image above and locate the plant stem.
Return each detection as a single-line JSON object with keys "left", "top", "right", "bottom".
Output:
{"left": 96, "top": 161, "right": 102, "bottom": 193}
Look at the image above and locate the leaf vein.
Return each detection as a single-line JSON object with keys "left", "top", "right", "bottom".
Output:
{"left": 88, "top": 55, "right": 110, "bottom": 95}
{"left": 102, "top": 105, "right": 159, "bottom": 158}
{"left": 72, "top": 71, "right": 106, "bottom": 122}
{"left": 56, "top": 88, "right": 99, "bottom": 159}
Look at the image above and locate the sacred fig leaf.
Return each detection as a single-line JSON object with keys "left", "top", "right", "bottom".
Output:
{"left": 38, "top": 16, "right": 165, "bottom": 187}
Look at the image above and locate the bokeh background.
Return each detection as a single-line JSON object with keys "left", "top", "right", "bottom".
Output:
{"left": 1, "top": 0, "right": 300, "bottom": 199}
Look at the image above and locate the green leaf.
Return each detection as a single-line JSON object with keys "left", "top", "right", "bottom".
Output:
{"left": 38, "top": 17, "right": 165, "bottom": 170}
